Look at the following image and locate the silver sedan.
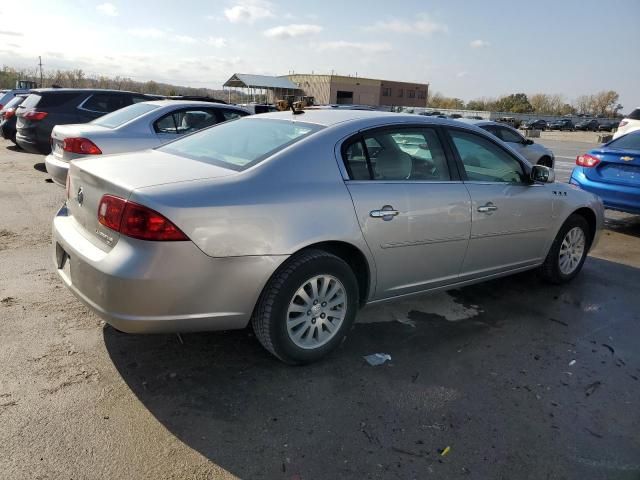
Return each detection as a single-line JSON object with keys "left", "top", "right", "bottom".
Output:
{"left": 45, "top": 100, "right": 249, "bottom": 186}
{"left": 459, "top": 119, "right": 555, "bottom": 168}
{"left": 52, "top": 110, "right": 604, "bottom": 364}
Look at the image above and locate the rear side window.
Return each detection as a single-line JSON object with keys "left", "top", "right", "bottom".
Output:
{"left": 450, "top": 129, "right": 526, "bottom": 183}
{"left": 343, "top": 127, "right": 450, "bottom": 181}
{"left": 81, "top": 93, "right": 130, "bottom": 113}
{"left": 37, "top": 92, "right": 83, "bottom": 108}
{"left": 496, "top": 126, "right": 524, "bottom": 143}
{"left": 159, "top": 118, "right": 322, "bottom": 171}
{"left": 2, "top": 95, "right": 25, "bottom": 110}
{"left": 627, "top": 109, "right": 640, "bottom": 121}
{"left": 154, "top": 108, "right": 220, "bottom": 134}
{"left": 92, "top": 102, "right": 160, "bottom": 128}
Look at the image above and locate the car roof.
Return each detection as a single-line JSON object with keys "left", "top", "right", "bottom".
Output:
{"left": 144, "top": 100, "right": 249, "bottom": 111}
{"left": 251, "top": 109, "right": 471, "bottom": 128}
{"left": 30, "top": 88, "right": 145, "bottom": 95}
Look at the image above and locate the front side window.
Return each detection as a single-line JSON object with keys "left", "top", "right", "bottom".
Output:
{"left": 221, "top": 109, "right": 247, "bottom": 121}
{"left": 159, "top": 118, "right": 322, "bottom": 171}
{"left": 449, "top": 129, "right": 526, "bottom": 183}
{"left": 343, "top": 127, "right": 451, "bottom": 181}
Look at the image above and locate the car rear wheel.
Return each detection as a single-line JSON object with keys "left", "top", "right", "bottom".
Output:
{"left": 252, "top": 249, "right": 359, "bottom": 364}
{"left": 540, "top": 214, "right": 590, "bottom": 284}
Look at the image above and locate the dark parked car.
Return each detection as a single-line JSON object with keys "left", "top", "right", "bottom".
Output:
{"left": 15, "top": 89, "right": 154, "bottom": 153}
{"left": 165, "top": 95, "right": 227, "bottom": 104}
{"left": 496, "top": 116, "right": 522, "bottom": 129}
{"left": 0, "top": 94, "right": 28, "bottom": 143}
{"left": 598, "top": 121, "right": 620, "bottom": 132}
{"left": 575, "top": 119, "right": 600, "bottom": 131}
{"left": 520, "top": 119, "right": 548, "bottom": 131}
{"left": 548, "top": 119, "right": 575, "bottom": 131}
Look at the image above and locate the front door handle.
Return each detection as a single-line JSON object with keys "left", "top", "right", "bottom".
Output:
{"left": 477, "top": 202, "right": 498, "bottom": 213}
{"left": 370, "top": 205, "right": 399, "bottom": 221}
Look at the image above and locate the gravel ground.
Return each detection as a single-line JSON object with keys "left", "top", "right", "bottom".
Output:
{"left": 1, "top": 137, "right": 639, "bottom": 480}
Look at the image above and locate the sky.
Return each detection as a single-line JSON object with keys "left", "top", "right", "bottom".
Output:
{"left": 1, "top": 0, "right": 638, "bottom": 111}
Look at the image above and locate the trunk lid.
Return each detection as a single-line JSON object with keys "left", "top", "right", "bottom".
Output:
{"left": 584, "top": 148, "right": 640, "bottom": 187}
{"left": 67, "top": 149, "right": 237, "bottom": 249}
{"left": 51, "top": 123, "right": 112, "bottom": 162}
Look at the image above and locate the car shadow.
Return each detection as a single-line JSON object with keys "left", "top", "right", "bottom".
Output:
{"left": 103, "top": 258, "right": 640, "bottom": 479}
{"left": 33, "top": 162, "right": 47, "bottom": 172}
{"left": 604, "top": 213, "right": 640, "bottom": 239}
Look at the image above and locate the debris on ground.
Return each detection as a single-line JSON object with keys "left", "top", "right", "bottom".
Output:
{"left": 584, "top": 381, "right": 602, "bottom": 397}
{"left": 363, "top": 353, "right": 392, "bottom": 366}
{"left": 585, "top": 427, "right": 603, "bottom": 439}
{"left": 1, "top": 296, "right": 16, "bottom": 306}
{"left": 440, "top": 446, "right": 451, "bottom": 457}
{"left": 569, "top": 360, "right": 576, "bottom": 366}
{"left": 549, "top": 318, "right": 569, "bottom": 327}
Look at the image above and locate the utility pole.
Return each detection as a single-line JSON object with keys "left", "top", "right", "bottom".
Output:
{"left": 38, "top": 56, "right": 43, "bottom": 87}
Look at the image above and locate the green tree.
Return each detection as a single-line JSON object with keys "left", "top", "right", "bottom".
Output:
{"left": 494, "top": 93, "right": 533, "bottom": 113}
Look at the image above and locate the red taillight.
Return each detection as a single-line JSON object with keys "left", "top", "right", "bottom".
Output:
{"left": 576, "top": 153, "right": 601, "bottom": 168}
{"left": 62, "top": 137, "right": 102, "bottom": 155}
{"left": 3, "top": 108, "right": 15, "bottom": 119}
{"left": 619, "top": 120, "right": 628, "bottom": 128}
{"left": 23, "top": 111, "right": 48, "bottom": 121}
{"left": 97, "top": 195, "right": 188, "bottom": 241}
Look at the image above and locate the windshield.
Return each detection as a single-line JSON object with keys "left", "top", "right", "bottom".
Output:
{"left": 91, "top": 102, "right": 161, "bottom": 128}
{"left": 607, "top": 131, "right": 640, "bottom": 150}
{"left": 159, "top": 118, "right": 323, "bottom": 171}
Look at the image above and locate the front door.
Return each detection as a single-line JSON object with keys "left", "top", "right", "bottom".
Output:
{"left": 445, "top": 128, "right": 553, "bottom": 279}
{"left": 342, "top": 126, "right": 472, "bottom": 299}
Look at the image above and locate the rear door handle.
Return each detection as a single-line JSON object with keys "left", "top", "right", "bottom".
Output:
{"left": 370, "top": 205, "right": 399, "bottom": 220}
{"left": 477, "top": 202, "right": 498, "bottom": 213}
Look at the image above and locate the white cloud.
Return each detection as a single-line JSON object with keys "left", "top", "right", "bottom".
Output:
{"left": 128, "top": 28, "right": 164, "bottom": 39}
{"left": 207, "top": 37, "right": 228, "bottom": 48}
{"left": 315, "top": 41, "right": 392, "bottom": 54}
{"left": 364, "top": 14, "right": 448, "bottom": 35}
{"left": 456, "top": 71, "right": 468, "bottom": 78}
{"left": 0, "top": 30, "right": 23, "bottom": 37}
{"left": 175, "top": 35, "right": 197, "bottom": 44}
{"left": 264, "top": 24, "right": 323, "bottom": 39}
{"left": 470, "top": 39, "right": 490, "bottom": 48}
{"left": 224, "top": 1, "right": 274, "bottom": 24}
{"left": 96, "top": 3, "right": 118, "bottom": 16}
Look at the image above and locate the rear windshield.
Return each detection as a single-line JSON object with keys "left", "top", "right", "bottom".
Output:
{"left": 627, "top": 108, "right": 640, "bottom": 121}
{"left": 159, "top": 118, "right": 323, "bottom": 171}
{"left": 20, "top": 93, "right": 42, "bottom": 109}
{"left": 607, "top": 131, "right": 640, "bottom": 150}
{"left": 2, "top": 95, "right": 25, "bottom": 110}
{"left": 19, "top": 92, "right": 82, "bottom": 109}
{"left": 92, "top": 102, "right": 160, "bottom": 128}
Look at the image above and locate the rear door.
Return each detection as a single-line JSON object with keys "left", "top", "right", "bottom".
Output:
{"left": 445, "top": 127, "right": 553, "bottom": 279}
{"left": 342, "top": 125, "right": 471, "bottom": 299}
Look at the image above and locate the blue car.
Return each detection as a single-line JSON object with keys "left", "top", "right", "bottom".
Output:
{"left": 570, "top": 131, "right": 640, "bottom": 214}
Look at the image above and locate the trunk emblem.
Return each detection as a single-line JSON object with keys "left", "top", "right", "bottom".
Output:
{"left": 621, "top": 156, "right": 634, "bottom": 162}
{"left": 77, "top": 187, "right": 84, "bottom": 206}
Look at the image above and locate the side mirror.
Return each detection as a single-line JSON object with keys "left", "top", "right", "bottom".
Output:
{"left": 531, "top": 164, "right": 555, "bottom": 183}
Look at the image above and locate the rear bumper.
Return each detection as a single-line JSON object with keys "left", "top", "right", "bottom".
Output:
{"left": 52, "top": 204, "right": 288, "bottom": 333}
{"left": 45, "top": 154, "right": 69, "bottom": 187}
{"left": 570, "top": 167, "right": 640, "bottom": 215}
{"left": 16, "top": 131, "right": 50, "bottom": 154}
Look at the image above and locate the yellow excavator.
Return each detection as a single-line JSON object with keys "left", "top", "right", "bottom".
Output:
{"left": 276, "top": 95, "right": 315, "bottom": 111}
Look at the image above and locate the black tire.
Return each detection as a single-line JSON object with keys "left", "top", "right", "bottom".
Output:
{"left": 540, "top": 214, "right": 591, "bottom": 284}
{"left": 252, "top": 249, "right": 359, "bottom": 364}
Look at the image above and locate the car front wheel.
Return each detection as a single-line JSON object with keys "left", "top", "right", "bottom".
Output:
{"left": 252, "top": 249, "right": 359, "bottom": 364}
{"left": 540, "top": 214, "right": 590, "bottom": 284}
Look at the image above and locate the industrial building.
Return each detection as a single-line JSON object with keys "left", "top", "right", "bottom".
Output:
{"left": 223, "top": 73, "right": 429, "bottom": 108}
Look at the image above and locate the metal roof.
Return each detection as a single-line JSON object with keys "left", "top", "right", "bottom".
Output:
{"left": 223, "top": 73, "right": 299, "bottom": 90}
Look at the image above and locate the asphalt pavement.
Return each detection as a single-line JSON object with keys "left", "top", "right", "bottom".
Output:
{"left": 0, "top": 137, "right": 639, "bottom": 480}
